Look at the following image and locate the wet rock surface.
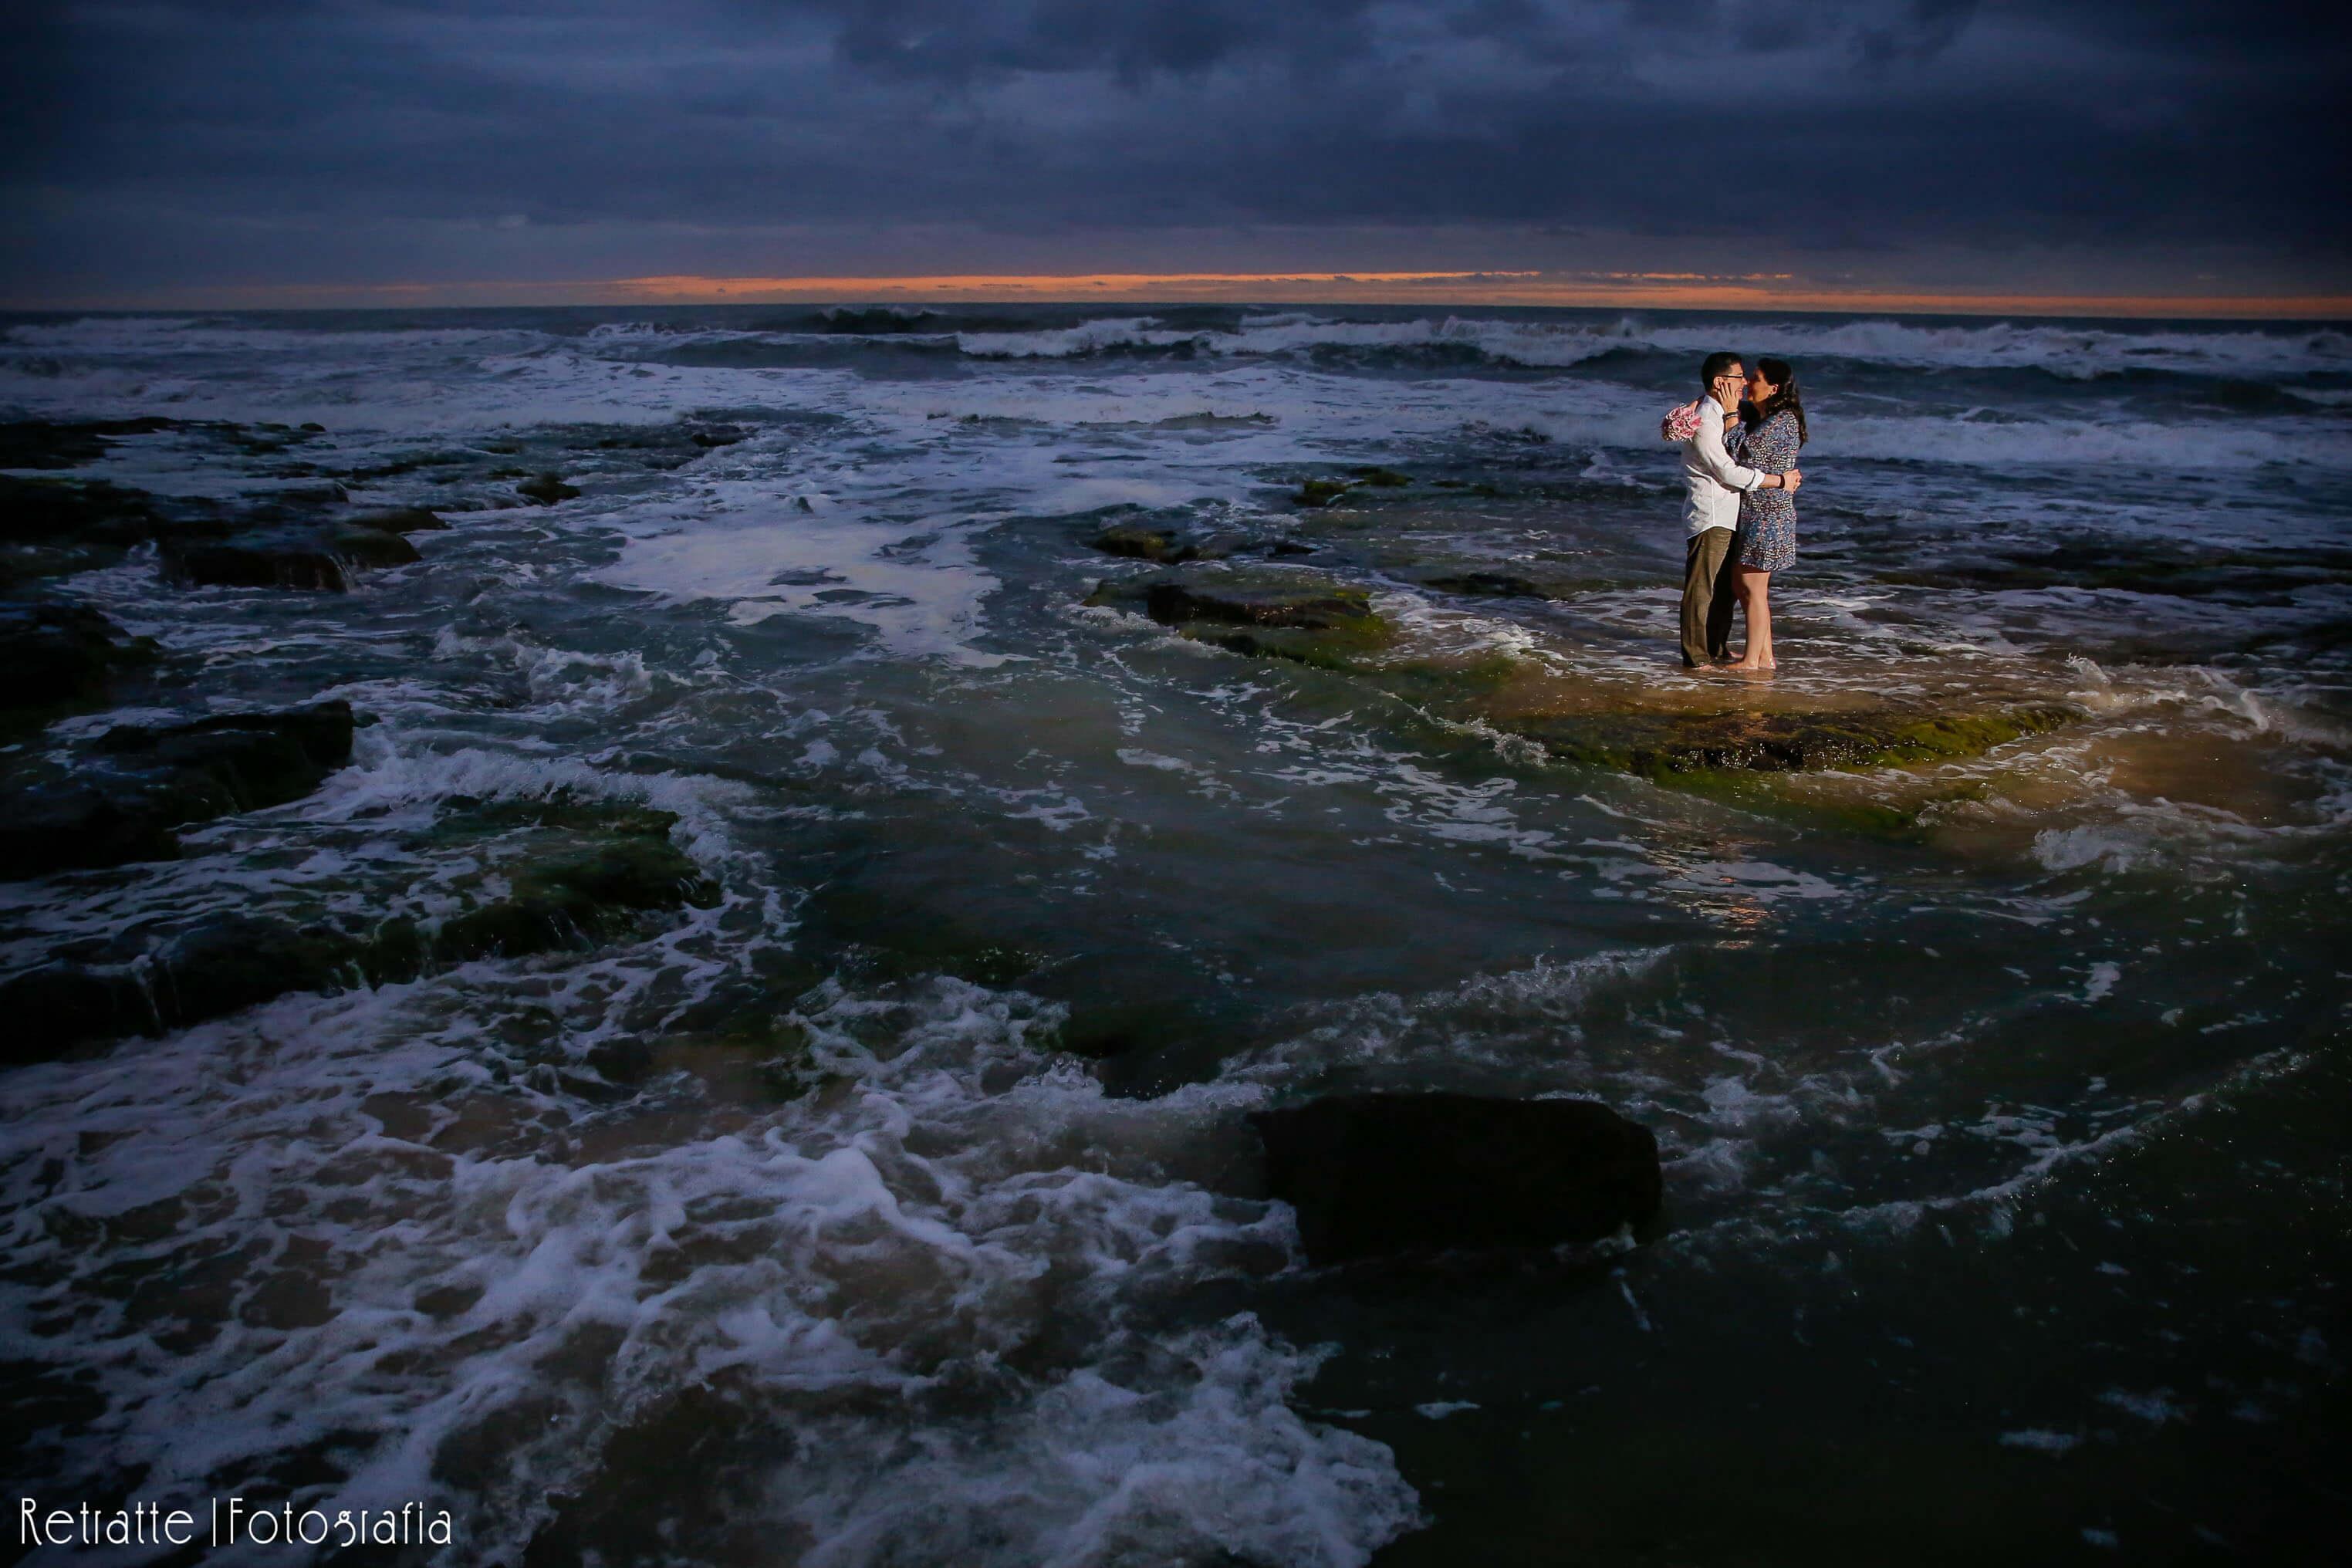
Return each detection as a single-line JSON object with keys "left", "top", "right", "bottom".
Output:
{"left": 0, "top": 700, "right": 357, "bottom": 879}
{"left": 1090, "top": 522, "right": 1242, "bottom": 564}
{"left": 0, "top": 914, "right": 380, "bottom": 1064}
{"left": 0, "top": 601, "right": 157, "bottom": 730}
{"left": 515, "top": 472, "right": 583, "bottom": 506}
{"left": 164, "top": 522, "right": 421, "bottom": 591}
{"left": 1251, "top": 1093, "right": 1664, "bottom": 1265}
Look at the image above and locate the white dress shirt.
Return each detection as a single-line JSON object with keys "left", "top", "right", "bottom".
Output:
{"left": 1682, "top": 397, "right": 1763, "bottom": 536}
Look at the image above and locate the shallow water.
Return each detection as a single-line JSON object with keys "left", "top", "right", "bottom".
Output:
{"left": 2, "top": 304, "right": 2347, "bottom": 1564}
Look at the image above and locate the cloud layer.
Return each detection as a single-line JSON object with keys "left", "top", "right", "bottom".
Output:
{"left": 2, "top": 0, "right": 2345, "bottom": 302}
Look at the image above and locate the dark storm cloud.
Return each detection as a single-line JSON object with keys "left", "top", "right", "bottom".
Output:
{"left": 1, "top": 0, "right": 2345, "bottom": 294}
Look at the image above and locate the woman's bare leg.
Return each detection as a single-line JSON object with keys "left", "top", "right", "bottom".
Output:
{"left": 1725, "top": 567, "right": 1774, "bottom": 671}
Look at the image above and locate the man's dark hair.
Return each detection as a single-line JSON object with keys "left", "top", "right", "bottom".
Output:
{"left": 1700, "top": 351, "right": 1744, "bottom": 390}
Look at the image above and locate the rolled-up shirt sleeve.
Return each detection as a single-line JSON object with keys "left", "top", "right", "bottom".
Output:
{"left": 1694, "top": 407, "right": 1764, "bottom": 492}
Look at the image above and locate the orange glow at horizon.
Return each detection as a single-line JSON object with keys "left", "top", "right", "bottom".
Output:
{"left": 597, "top": 272, "right": 2352, "bottom": 319}
{"left": 25, "top": 270, "right": 2350, "bottom": 321}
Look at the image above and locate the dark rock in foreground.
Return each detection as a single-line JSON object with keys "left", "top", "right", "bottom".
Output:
{"left": 0, "top": 601, "right": 157, "bottom": 730}
{"left": 0, "top": 914, "right": 388, "bottom": 1065}
{"left": 0, "top": 700, "right": 356, "bottom": 880}
{"left": 1251, "top": 1092, "right": 1663, "bottom": 1264}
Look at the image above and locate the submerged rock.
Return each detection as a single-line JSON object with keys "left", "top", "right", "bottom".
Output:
{"left": 434, "top": 809, "right": 719, "bottom": 962}
{"left": 1251, "top": 1093, "right": 1664, "bottom": 1265}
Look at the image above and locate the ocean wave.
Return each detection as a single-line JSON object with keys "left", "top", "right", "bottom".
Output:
{"left": 944, "top": 312, "right": 2352, "bottom": 380}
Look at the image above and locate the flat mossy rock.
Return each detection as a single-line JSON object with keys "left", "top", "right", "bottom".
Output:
{"left": 1505, "top": 703, "right": 2079, "bottom": 777}
{"left": 1294, "top": 478, "right": 1353, "bottom": 508}
{"left": 164, "top": 524, "right": 419, "bottom": 591}
{"left": 1252, "top": 1093, "right": 1663, "bottom": 1265}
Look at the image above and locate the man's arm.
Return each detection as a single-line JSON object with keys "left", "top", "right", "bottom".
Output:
{"left": 1692, "top": 406, "right": 1764, "bottom": 492}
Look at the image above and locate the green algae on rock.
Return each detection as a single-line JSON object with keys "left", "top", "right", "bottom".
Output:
{"left": 1500, "top": 703, "right": 2080, "bottom": 778}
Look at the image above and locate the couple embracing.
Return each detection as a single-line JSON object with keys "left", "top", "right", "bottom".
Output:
{"left": 1671, "top": 351, "right": 1809, "bottom": 673}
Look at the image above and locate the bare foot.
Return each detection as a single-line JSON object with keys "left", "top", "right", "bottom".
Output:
{"left": 1722, "top": 661, "right": 1773, "bottom": 678}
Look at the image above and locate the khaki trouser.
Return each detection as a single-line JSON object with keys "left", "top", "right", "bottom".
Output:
{"left": 1681, "top": 526, "right": 1739, "bottom": 667}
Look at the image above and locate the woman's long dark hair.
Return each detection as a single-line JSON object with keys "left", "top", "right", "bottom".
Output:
{"left": 1751, "top": 357, "right": 1807, "bottom": 446}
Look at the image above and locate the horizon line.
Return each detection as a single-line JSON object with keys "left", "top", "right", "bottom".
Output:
{"left": 6, "top": 271, "right": 2349, "bottom": 321}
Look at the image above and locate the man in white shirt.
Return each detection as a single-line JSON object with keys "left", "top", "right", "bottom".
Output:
{"left": 1681, "top": 351, "right": 1799, "bottom": 667}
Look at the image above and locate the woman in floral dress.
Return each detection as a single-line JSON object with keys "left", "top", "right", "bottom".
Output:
{"left": 1724, "top": 357, "right": 1807, "bottom": 673}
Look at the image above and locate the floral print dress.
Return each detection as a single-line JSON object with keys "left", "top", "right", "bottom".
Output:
{"left": 1734, "top": 410, "right": 1799, "bottom": 573}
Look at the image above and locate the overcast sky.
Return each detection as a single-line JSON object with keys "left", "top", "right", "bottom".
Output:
{"left": 2, "top": 0, "right": 2345, "bottom": 306}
